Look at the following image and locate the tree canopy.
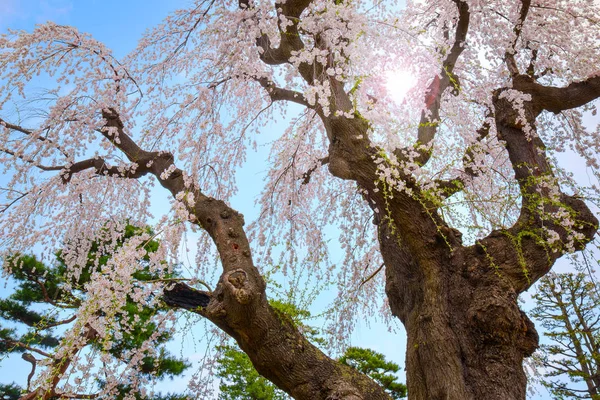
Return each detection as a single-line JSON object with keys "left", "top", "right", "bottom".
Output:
{"left": 0, "top": 0, "right": 599, "bottom": 399}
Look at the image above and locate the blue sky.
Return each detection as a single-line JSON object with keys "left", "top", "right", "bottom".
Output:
{"left": 0, "top": 0, "right": 186, "bottom": 51}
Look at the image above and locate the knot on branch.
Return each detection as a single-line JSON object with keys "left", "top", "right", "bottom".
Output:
{"left": 326, "top": 380, "right": 364, "bottom": 400}
{"left": 328, "top": 154, "right": 354, "bottom": 180}
{"left": 227, "top": 227, "right": 240, "bottom": 238}
{"left": 220, "top": 210, "right": 231, "bottom": 219}
{"left": 224, "top": 269, "right": 252, "bottom": 305}
{"left": 518, "top": 310, "right": 539, "bottom": 356}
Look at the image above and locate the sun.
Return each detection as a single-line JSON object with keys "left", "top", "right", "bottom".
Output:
{"left": 385, "top": 70, "right": 417, "bottom": 104}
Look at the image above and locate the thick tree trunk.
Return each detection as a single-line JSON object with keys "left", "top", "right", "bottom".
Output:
{"left": 381, "top": 223, "right": 538, "bottom": 400}
{"left": 368, "top": 166, "right": 597, "bottom": 399}
{"left": 321, "top": 113, "right": 552, "bottom": 400}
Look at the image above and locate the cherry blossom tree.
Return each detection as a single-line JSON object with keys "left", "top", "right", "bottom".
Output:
{"left": 1, "top": 0, "right": 599, "bottom": 399}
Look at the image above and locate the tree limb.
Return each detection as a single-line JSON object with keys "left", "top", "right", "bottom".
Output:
{"left": 255, "top": 77, "right": 311, "bottom": 108}
{"left": 0, "top": 148, "right": 64, "bottom": 172}
{"left": 240, "top": 0, "right": 312, "bottom": 67}
{"left": 2, "top": 340, "right": 53, "bottom": 358}
{"left": 22, "top": 353, "right": 37, "bottom": 391}
{"left": 397, "top": 0, "right": 470, "bottom": 166}
{"left": 472, "top": 88, "right": 598, "bottom": 293}
{"left": 514, "top": 74, "right": 600, "bottom": 114}
{"left": 505, "top": 0, "right": 532, "bottom": 77}
{"left": 73, "top": 108, "right": 393, "bottom": 400}
{"left": 0, "top": 118, "right": 70, "bottom": 158}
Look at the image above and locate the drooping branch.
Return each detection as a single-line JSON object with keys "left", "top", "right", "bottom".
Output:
{"left": 397, "top": 0, "right": 470, "bottom": 166}
{"left": 0, "top": 118, "right": 70, "bottom": 158}
{"left": 0, "top": 148, "right": 64, "bottom": 172}
{"left": 48, "top": 108, "right": 394, "bottom": 400}
{"left": 505, "top": 0, "right": 532, "bottom": 77}
{"left": 164, "top": 0, "right": 218, "bottom": 63}
{"left": 19, "top": 325, "right": 98, "bottom": 400}
{"left": 0, "top": 188, "right": 29, "bottom": 214}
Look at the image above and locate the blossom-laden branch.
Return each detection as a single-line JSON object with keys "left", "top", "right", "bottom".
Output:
{"left": 255, "top": 77, "right": 311, "bottom": 108}
{"left": 240, "top": 0, "right": 313, "bottom": 67}
{"left": 396, "top": 0, "right": 471, "bottom": 167}
{"left": 505, "top": 0, "right": 532, "bottom": 77}
{"left": 0, "top": 122, "right": 153, "bottom": 182}
{"left": 53, "top": 108, "right": 392, "bottom": 400}
{"left": 19, "top": 325, "right": 99, "bottom": 400}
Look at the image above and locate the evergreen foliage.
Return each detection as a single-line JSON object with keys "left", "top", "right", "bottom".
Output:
{"left": 339, "top": 347, "right": 407, "bottom": 399}
{"left": 0, "top": 225, "right": 189, "bottom": 400}
{"left": 216, "top": 344, "right": 288, "bottom": 400}
{"left": 531, "top": 272, "right": 600, "bottom": 399}
{"left": 0, "top": 383, "right": 21, "bottom": 400}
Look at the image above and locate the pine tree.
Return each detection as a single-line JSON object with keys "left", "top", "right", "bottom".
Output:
{"left": 0, "top": 225, "right": 189, "bottom": 400}
{"left": 216, "top": 344, "right": 289, "bottom": 400}
{"left": 339, "top": 347, "right": 407, "bottom": 399}
{"left": 531, "top": 272, "right": 600, "bottom": 399}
